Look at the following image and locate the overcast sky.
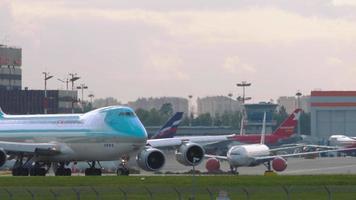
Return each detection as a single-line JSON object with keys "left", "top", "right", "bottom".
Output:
{"left": 1, "top": 0, "right": 356, "bottom": 103}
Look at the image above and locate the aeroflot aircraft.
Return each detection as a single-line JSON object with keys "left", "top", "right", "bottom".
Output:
{"left": 0, "top": 106, "right": 230, "bottom": 176}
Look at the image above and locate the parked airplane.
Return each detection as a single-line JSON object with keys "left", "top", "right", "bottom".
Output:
{"left": 328, "top": 135, "right": 356, "bottom": 148}
{"left": 0, "top": 106, "right": 230, "bottom": 176}
{"left": 150, "top": 112, "right": 183, "bottom": 139}
{"left": 205, "top": 112, "right": 356, "bottom": 174}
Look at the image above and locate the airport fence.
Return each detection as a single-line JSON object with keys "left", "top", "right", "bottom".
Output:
{"left": 0, "top": 185, "right": 356, "bottom": 200}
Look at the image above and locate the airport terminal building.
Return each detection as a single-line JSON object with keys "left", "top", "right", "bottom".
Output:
{"left": 0, "top": 44, "right": 78, "bottom": 114}
{"left": 311, "top": 91, "right": 356, "bottom": 139}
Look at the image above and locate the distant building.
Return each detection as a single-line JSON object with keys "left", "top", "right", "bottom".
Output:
{"left": 0, "top": 90, "right": 77, "bottom": 114}
{"left": 0, "top": 45, "right": 22, "bottom": 90}
{"left": 197, "top": 96, "right": 241, "bottom": 117}
{"left": 128, "top": 97, "right": 189, "bottom": 114}
{"left": 310, "top": 91, "right": 356, "bottom": 139}
{"left": 277, "top": 96, "right": 310, "bottom": 113}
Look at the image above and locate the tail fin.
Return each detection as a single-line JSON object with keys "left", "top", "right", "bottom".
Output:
{"left": 150, "top": 112, "right": 184, "bottom": 139}
{"left": 0, "top": 107, "right": 4, "bottom": 118}
{"left": 260, "top": 112, "right": 266, "bottom": 144}
{"left": 273, "top": 109, "right": 302, "bottom": 137}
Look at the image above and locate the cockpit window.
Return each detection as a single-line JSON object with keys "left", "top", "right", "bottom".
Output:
{"left": 118, "top": 111, "right": 136, "bottom": 117}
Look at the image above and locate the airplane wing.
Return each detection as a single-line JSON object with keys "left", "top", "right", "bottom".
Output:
{"left": 268, "top": 143, "right": 335, "bottom": 153}
{"left": 255, "top": 147, "right": 356, "bottom": 163}
{"left": 147, "top": 134, "right": 234, "bottom": 148}
{"left": 205, "top": 154, "right": 228, "bottom": 161}
{"left": 0, "top": 141, "right": 61, "bottom": 156}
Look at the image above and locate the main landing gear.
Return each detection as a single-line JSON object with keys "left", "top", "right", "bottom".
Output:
{"left": 12, "top": 158, "right": 29, "bottom": 176}
{"left": 12, "top": 156, "right": 49, "bottom": 176}
{"left": 229, "top": 165, "right": 239, "bottom": 175}
{"left": 55, "top": 162, "right": 72, "bottom": 176}
{"left": 29, "top": 162, "right": 49, "bottom": 176}
{"left": 263, "top": 161, "right": 277, "bottom": 176}
{"left": 85, "top": 161, "right": 102, "bottom": 176}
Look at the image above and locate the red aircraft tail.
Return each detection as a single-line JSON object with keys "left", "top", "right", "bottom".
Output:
{"left": 273, "top": 109, "right": 302, "bottom": 137}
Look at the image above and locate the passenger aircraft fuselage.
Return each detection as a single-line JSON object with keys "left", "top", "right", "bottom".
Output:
{"left": 0, "top": 106, "right": 147, "bottom": 162}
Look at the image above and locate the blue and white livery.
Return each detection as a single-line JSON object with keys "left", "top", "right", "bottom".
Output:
{"left": 0, "top": 106, "right": 230, "bottom": 176}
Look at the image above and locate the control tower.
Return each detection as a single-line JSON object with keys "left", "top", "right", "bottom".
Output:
{"left": 244, "top": 102, "right": 278, "bottom": 134}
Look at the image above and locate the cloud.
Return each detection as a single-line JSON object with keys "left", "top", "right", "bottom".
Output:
{"left": 332, "top": 0, "right": 356, "bottom": 7}
{"left": 326, "top": 57, "right": 344, "bottom": 65}
{"left": 144, "top": 54, "right": 190, "bottom": 81}
{"left": 223, "top": 56, "right": 256, "bottom": 74}
{"left": 9, "top": 2, "right": 356, "bottom": 45}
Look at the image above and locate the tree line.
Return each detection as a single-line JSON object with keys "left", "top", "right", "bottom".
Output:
{"left": 134, "top": 103, "right": 311, "bottom": 134}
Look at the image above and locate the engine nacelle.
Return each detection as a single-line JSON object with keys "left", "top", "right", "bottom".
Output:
{"left": 272, "top": 157, "right": 287, "bottom": 172}
{"left": 175, "top": 142, "right": 205, "bottom": 166}
{"left": 205, "top": 158, "right": 221, "bottom": 172}
{"left": 0, "top": 148, "right": 7, "bottom": 167}
{"left": 136, "top": 147, "right": 165, "bottom": 171}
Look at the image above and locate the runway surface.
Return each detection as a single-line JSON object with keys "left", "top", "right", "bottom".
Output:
{"left": 136, "top": 151, "right": 356, "bottom": 175}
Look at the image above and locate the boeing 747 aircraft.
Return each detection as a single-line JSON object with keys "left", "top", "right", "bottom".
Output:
{"left": 0, "top": 106, "right": 230, "bottom": 176}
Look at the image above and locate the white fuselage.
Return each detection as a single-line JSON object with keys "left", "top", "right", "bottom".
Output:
{"left": 329, "top": 135, "right": 356, "bottom": 148}
{"left": 0, "top": 106, "right": 147, "bottom": 162}
{"left": 227, "top": 144, "right": 270, "bottom": 167}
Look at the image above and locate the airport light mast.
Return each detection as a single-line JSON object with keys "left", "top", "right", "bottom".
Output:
{"left": 57, "top": 78, "right": 69, "bottom": 90}
{"left": 69, "top": 73, "right": 80, "bottom": 90}
{"left": 236, "top": 81, "right": 252, "bottom": 104}
{"left": 77, "top": 84, "right": 88, "bottom": 112}
{"left": 188, "top": 95, "right": 193, "bottom": 126}
{"left": 77, "top": 84, "right": 88, "bottom": 103}
{"left": 88, "top": 93, "right": 94, "bottom": 105}
{"left": 43, "top": 72, "right": 53, "bottom": 114}
{"left": 69, "top": 73, "right": 80, "bottom": 113}
{"left": 228, "top": 93, "right": 233, "bottom": 111}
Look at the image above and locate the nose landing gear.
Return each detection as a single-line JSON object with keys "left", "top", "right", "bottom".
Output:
{"left": 117, "top": 157, "right": 130, "bottom": 176}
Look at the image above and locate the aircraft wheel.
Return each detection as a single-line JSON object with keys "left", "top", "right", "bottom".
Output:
{"left": 12, "top": 167, "right": 29, "bottom": 176}
{"left": 117, "top": 168, "right": 129, "bottom": 176}
{"left": 85, "top": 168, "right": 102, "bottom": 176}
{"left": 55, "top": 168, "right": 71, "bottom": 176}
{"left": 30, "top": 167, "right": 46, "bottom": 176}
{"left": 65, "top": 168, "right": 72, "bottom": 176}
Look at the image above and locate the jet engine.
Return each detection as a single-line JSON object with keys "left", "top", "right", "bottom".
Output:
{"left": 0, "top": 148, "right": 7, "bottom": 167}
{"left": 175, "top": 142, "right": 205, "bottom": 166}
{"left": 136, "top": 147, "right": 165, "bottom": 171}
{"left": 205, "top": 158, "right": 221, "bottom": 172}
{"left": 271, "top": 156, "right": 287, "bottom": 172}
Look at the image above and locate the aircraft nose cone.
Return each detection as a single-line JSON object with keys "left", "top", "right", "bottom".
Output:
{"left": 136, "top": 125, "right": 148, "bottom": 141}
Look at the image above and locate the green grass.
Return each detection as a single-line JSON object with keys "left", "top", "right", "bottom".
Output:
{"left": 0, "top": 175, "right": 356, "bottom": 187}
{"left": 0, "top": 175, "right": 356, "bottom": 199}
